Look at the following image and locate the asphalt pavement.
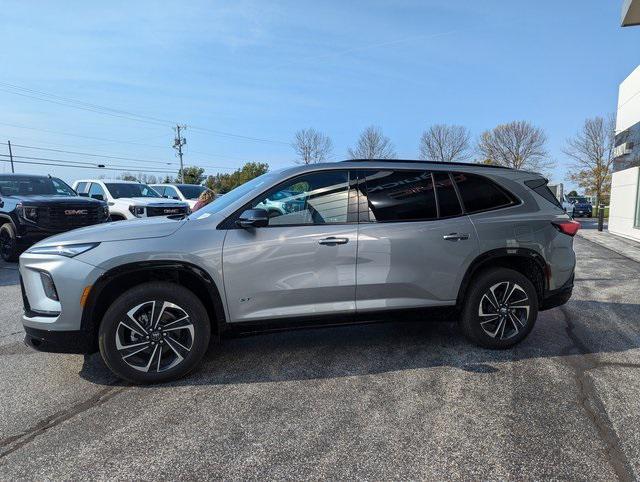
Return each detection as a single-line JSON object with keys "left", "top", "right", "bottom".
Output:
{"left": 1, "top": 230, "right": 639, "bottom": 480}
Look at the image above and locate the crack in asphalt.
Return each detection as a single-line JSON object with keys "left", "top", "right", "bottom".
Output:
{"left": 559, "top": 306, "right": 636, "bottom": 482}
{"left": 0, "top": 385, "right": 128, "bottom": 461}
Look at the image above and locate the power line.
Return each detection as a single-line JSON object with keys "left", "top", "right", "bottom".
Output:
{"left": 0, "top": 122, "right": 260, "bottom": 162}
{"left": 0, "top": 156, "right": 171, "bottom": 174}
{"left": 0, "top": 81, "right": 291, "bottom": 145}
{"left": 8, "top": 143, "right": 236, "bottom": 170}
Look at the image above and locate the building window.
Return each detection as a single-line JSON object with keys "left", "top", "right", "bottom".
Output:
{"left": 635, "top": 174, "right": 640, "bottom": 229}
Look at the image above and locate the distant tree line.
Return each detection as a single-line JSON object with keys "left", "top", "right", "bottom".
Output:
{"left": 119, "top": 116, "right": 619, "bottom": 204}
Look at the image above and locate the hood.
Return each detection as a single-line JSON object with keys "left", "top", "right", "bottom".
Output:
{"left": 8, "top": 195, "right": 103, "bottom": 205}
{"left": 118, "top": 197, "right": 188, "bottom": 207}
{"left": 32, "top": 216, "right": 188, "bottom": 246}
{"left": 574, "top": 202, "right": 592, "bottom": 208}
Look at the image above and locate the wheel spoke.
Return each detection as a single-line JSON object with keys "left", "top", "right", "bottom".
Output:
{"left": 489, "top": 317, "right": 506, "bottom": 338}
{"left": 509, "top": 311, "right": 525, "bottom": 328}
{"left": 126, "top": 304, "right": 151, "bottom": 335}
{"left": 480, "top": 315, "right": 500, "bottom": 325}
{"left": 122, "top": 344, "right": 150, "bottom": 360}
{"left": 116, "top": 338, "right": 149, "bottom": 351}
{"left": 166, "top": 334, "right": 192, "bottom": 352}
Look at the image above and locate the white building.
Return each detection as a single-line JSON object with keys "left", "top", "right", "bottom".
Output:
{"left": 609, "top": 0, "right": 640, "bottom": 241}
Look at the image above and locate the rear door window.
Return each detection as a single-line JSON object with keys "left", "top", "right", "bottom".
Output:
{"left": 453, "top": 172, "right": 515, "bottom": 213}
{"left": 360, "top": 170, "right": 437, "bottom": 222}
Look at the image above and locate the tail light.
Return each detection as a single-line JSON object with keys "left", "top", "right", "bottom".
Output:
{"left": 552, "top": 220, "right": 580, "bottom": 237}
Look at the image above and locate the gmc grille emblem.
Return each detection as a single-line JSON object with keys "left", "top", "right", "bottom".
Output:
{"left": 64, "top": 209, "right": 88, "bottom": 215}
{"left": 163, "top": 208, "right": 180, "bottom": 214}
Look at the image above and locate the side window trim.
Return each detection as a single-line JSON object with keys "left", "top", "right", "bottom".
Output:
{"left": 218, "top": 169, "right": 357, "bottom": 230}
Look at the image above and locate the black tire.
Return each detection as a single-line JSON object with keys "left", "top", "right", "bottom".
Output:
{"left": 459, "top": 268, "right": 538, "bottom": 349}
{"left": 98, "top": 282, "right": 211, "bottom": 384}
{"left": 0, "top": 223, "right": 19, "bottom": 262}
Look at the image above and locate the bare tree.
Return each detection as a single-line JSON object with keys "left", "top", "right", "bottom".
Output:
{"left": 419, "top": 124, "right": 471, "bottom": 162}
{"left": 348, "top": 126, "right": 396, "bottom": 159}
{"left": 292, "top": 128, "right": 333, "bottom": 164}
{"left": 477, "top": 121, "right": 553, "bottom": 172}
{"left": 563, "top": 116, "right": 615, "bottom": 205}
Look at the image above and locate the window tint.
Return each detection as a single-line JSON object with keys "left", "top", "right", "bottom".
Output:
{"left": 153, "top": 186, "right": 166, "bottom": 196}
{"left": 89, "top": 182, "right": 106, "bottom": 199}
{"left": 0, "top": 176, "right": 74, "bottom": 196}
{"left": 361, "top": 170, "right": 437, "bottom": 222}
{"left": 75, "top": 182, "right": 88, "bottom": 193}
{"left": 524, "top": 179, "right": 562, "bottom": 210}
{"left": 252, "top": 171, "right": 350, "bottom": 226}
{"left": 104, "top": 183, "right": 160, "bottom": 199}
{"left": 433, "top": 172, "right": 462, "bottom": 217}
{"left": 453, "top": 173, "right": 514, "bottom": 213}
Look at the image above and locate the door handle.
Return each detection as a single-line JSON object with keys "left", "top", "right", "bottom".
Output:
{"left": 443, "top": 233, "right": 470, "bottom": 241}
{"left": 318, "top": 237, "right": 349, "bottom": 245}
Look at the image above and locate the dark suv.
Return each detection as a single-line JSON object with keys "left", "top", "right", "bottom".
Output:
{"left": 568, "top": 196, "right": 593, "bottom": 217}
{"left": 0, "top": 174, "right": 109, "bottom": 261}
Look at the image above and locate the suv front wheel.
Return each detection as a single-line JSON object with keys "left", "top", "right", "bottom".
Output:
{"left": 98, "top": 282, "right": 211, "bottom": 383}
{"left": 460, "top": 268, "right": 538, "bottom": 349}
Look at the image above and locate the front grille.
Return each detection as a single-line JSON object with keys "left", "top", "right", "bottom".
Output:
{"left": 146, "top": 205, "right": 189, "bottom": 217}
{"left": 37, "top": 204, "right": 105, "bottom": 230}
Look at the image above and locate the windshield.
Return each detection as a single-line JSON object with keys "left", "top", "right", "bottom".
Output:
{"left": 0, "top": 176, "right": 76, "bottom": 196}
{"left": 189, "top": 171, "right": 279, "bottom": 217}
{"left": 105, "top": 183, "right": 160, "bottom": 199}
{"left": 176, "top": 184, "right": 208, "bottom": 200}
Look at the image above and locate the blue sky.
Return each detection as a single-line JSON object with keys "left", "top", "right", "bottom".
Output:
{"left": 0, "top": 0, "right": 638, "bottom": 189}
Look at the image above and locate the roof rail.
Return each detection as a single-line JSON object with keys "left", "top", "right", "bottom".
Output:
{"left": 342, "top": 159, "right": 512, "bottom": 170}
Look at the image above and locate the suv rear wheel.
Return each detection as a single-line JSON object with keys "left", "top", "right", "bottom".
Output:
{"left": 0, "top": 223, "right": 19, "bottom": 262}
{"left": 460, "top": 268, "right": 538, "bottom": 349}
{"left": 98, "top": 282, "right": 211, "bottom": 383}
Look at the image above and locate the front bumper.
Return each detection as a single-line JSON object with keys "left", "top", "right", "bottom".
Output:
{"left": 19, "top": 251, "right": 104, "bottom": 334}
{"left": 24, "top": 326, "right": 95, "bottom": 353}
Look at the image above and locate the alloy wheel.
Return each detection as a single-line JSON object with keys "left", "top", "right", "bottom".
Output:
{"left": 115, "top": 300, "right": 195, "bottom": 373}
{"left": 478, "top": 281, "right": 530, "bottom": 340}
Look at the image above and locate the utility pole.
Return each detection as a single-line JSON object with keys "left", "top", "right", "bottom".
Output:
{"left": 173, "top": 125, "right": 187, "bottom": 183}
{"left": 7, "top": 141, "right": 14, "bottom": 173}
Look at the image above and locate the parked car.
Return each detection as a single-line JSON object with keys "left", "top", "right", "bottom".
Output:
{"left": 255, "top": 189, "right": 306, "bottom": 217}
{"left": 150, "top": 184, "right": 211, "bottom": 210}
{"left": 0, "top": 174, "right": 108, "bottom": 262}
{"left": 568, "top": 196, "right": 592, "bottom": 217}
{"left": 73, "top": 180, "right": 189, "bottom": 221}
{"left": 561, "top": 195, "right": 575, "bottom": 217}
{"left": 20, "top": 160, "right": 578, "bottom": 383}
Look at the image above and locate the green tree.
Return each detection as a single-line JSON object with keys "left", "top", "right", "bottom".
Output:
{"left": 178, "top": 166, "right": 205, "bottom": 184}
{"left": 567, "top": 190, "right": 578, "bottom": 197}
{"left": 205, "top": 162, "right": 269, "bottom": 194}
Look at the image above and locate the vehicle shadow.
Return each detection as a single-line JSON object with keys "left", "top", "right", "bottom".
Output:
{"left": 78, "top": 299, "right": 640, "bottom": 387}
{"left": 0, "top": 265, "right": 19, "bottom": 287}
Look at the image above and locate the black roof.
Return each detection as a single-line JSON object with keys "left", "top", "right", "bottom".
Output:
{"left": 343, "top": 159, "right": 512, "bottom": 170}
{"left": 0, "top": 173, "right": 51, "bottom": 178}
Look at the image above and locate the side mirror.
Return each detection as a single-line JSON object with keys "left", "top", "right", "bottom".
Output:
{"left": 236, "top": 209, "right": 269, "bottom": 228}
{"left": 91, "top": 194, "right": 104, "bottom": 201}
{"left": 78, "top": 192, "right": 89, "bottom": 197}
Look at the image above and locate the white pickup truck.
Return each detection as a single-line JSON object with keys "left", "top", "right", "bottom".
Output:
{"left": 73, "top": 179, "right": 190, "bottom": 221}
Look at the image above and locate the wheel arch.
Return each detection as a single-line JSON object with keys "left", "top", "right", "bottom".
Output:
{"left": 0, "top": 213, "right": 17, "bottom": 230}
{"left": 81, "top": 261, "right": 226, "bottom": 351}
{"left": 456, "top": 248, "right": 547, "bottom": 308}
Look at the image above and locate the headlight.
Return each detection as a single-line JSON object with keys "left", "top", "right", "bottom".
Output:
{"left": 39, "top": 271, "right": 59, "bottom": 301}
{"left": 27, "top": 242, "right": 100, "bottom": 258}
{"left": 17, "top": 204, "right": 38, "bottom": 222}
{"left": 129, "top": 205, "right": 145, "bottom": 217}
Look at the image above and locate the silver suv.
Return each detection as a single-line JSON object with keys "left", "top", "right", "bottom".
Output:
{"left": 19, "top": 161, "right": 578, "bottom": 383}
